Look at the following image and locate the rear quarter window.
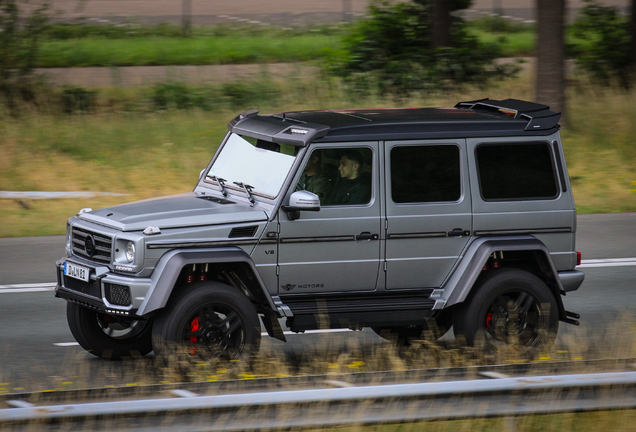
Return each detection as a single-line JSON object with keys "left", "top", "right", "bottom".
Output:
{"left": 476, "top": 142, "right": 558, "bottom": 201}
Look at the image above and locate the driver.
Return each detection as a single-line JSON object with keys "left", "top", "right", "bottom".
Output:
{"left": 325, "top": 150, "right": 371, "bottom": 205}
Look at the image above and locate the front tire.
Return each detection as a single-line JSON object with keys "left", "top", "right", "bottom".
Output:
{"left": 66, "top": 303, "right": 153, "bottom": 359}
{"left": 453, "top": 268, "right": 559, "bottom": 356}
{"left": 152, "top": 282, "right": 261, "bottom": 361}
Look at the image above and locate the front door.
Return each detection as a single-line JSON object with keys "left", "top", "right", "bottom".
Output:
{"left": 277, "top": 142, "right": 383, "bottom": 295}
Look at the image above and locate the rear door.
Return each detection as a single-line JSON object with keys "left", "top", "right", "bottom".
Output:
{"left": 384, "top": 139, "right": 472, "bottom": 289}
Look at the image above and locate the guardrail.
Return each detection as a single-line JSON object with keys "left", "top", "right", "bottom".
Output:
{"left": 2, "top": 370, "right": 636, "bottom": 431}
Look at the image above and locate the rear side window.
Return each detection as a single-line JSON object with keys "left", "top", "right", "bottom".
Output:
{"left": 390, "top": 145, "right": 461, "bottom": 203}
{"left": 476, "top": 143, "right": 558, "bottom": 201}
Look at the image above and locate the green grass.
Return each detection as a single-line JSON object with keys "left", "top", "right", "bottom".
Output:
{"left": 306, "top": 411, "right": 636, "bottom": 432}
{"left": 29, "top": 20, "right": 609, "bottom": 68}
{"left": 37, "top": 34, "right": 342, "bottom": 67}
{"left": 469, "top": 28, "right": 535, "bottom": 57}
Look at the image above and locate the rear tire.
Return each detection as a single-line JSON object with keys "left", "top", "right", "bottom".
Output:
{"left": 453, "top": 268, "right": 559, "bottom": 356}
{"left": 152, "top": 282, "right": 261, "bottom": 362}
{"left": 66, "top": 303, "right": 153, "bottom": 359}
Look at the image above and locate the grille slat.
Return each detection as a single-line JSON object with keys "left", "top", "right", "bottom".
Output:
{"left": 72, "top": 227, "right": 113, "bottom": 264}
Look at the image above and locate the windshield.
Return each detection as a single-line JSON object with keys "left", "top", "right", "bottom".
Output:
{"left": 205, "top": 133, "right": 297, "bottom": 199}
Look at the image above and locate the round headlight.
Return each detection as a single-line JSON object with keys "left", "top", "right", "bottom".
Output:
{"left": 125, "top": 242, "right": 136, "bottom": 263}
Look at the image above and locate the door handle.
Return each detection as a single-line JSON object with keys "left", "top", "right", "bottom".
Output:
{"left": 448, "top": 228, "right": 470, "bottom": 237}
{"left": 356, "top": 232, "right": 379, "bottom": 241}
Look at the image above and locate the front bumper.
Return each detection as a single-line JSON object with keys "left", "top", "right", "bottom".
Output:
{"left": 55, "top": 257, "right": 151, "bottom": 317}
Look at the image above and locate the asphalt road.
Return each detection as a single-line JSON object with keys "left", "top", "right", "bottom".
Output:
{"left": 0, "top": 212, "right": 634, "bottom": 392}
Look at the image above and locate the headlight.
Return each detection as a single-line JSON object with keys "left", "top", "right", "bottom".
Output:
{"left": 125, "top": 241, "right": 136, "bottom": 263}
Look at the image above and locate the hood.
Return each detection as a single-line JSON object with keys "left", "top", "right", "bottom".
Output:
{"left": 79, "top": 192, "right": 268, "bottom": 232}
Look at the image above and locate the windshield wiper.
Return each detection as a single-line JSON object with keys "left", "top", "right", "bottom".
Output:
{"left": 233, "top": 182, "right": 256, "bottom": 206}
{"left": 209, "top": 176, "right": 228, "bottom": 197}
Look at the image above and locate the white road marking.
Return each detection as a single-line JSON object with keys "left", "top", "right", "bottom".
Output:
{"left": 54, "top": 342, "right": 79, "bottom": 347}
{"left": 579, "top": 258, "right": 636, "bottom": 268}
{"left": 0, "top": 283, "right": 56, "bottom": 293}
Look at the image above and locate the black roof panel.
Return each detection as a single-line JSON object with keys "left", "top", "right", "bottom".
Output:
{"left": 228, "top": 99, "right": 561, "bottom": 146}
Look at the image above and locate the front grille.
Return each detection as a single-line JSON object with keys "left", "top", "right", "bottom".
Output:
{"left": 63, "top": 275, "right": 101, "bottom": 299}
{"left": 105, "top": 283, "right": 131, "bottom": 306}
{"left": 72, "top": 227, "right": 112, "bottom": 264}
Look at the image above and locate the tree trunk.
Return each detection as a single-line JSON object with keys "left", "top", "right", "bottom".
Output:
{"left": 631, "top": 0, "right": 636, "bottom": 68}
{"left": 430, "top": 0, "right": 452, "bottom": 48}
{"left": 535, "top": 0, "right": 566, "bottom": 124}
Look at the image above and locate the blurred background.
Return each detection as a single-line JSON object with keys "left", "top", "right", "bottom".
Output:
{"left": 1, "top": 0, "right": 635, "bottom": 236}
{"left": 0, "top": 2, "right": 635, "bottom": 420}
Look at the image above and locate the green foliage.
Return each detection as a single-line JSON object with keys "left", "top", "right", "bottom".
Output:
{"left": 570, "top": 0, "right": 632, "bottom": 89}
{"left": 60, "top": 86, "right": 97, "bottom": 113}
{"left": 150, "top": 81, "right": 280, "bottom": 111}
{"left": 0, "top": 0, "right": 50, "bottom": 112}
{"left": 328, "top": 0, "right": 518, "bottom": 95}
{"left": 470, "top": 16, "right": 533, "bottom": 34}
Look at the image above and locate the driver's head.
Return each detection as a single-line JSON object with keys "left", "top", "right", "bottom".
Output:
{"left": 338, "top": 150, "right": 363, "bottom": 180}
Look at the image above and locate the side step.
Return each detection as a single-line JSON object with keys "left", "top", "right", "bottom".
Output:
{"left": 280, "top": 291, "right": 436, "bottom": 333}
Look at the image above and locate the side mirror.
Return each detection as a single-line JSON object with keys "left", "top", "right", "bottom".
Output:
{"left": 282, "top": 190, "right": 320, "bottom": 220}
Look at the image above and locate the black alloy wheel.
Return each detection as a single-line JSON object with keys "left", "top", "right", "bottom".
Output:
{"left": 453, "top": 268, "right": 559, "bottom": 356}
{"left": 152, "top": 282, "right": 261, "bottom": 361}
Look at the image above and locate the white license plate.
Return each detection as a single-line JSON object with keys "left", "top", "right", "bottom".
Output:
{"left": 64, "top": 262, "right": 90, "bottom": 282}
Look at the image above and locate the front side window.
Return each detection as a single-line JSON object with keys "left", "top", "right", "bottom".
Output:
{"left": 390, "top": 145, "right": 461, "bottom": 203}
{"left": 476, "top": 142, "right": 558, "bottom": 200}
{"left": 297, "top": 147, "right": 373, "bottom": 206}
{"left": 205, "top": 133, "right": 297, "bottom": 199}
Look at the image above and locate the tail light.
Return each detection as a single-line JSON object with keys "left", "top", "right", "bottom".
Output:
{"left": 576, "top": 251, "right": 582, "bottom": 266}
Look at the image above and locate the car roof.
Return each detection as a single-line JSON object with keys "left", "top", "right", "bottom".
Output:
{"left": 228, "top": 98, "right": 561, "bottom": 146}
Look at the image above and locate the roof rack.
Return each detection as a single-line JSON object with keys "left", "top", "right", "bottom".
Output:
{"left": 454, "top": 98, "right": 561, "bottom": 131}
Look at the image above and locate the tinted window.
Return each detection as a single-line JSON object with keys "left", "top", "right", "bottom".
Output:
{"left": 390, "top": 145, "right": 461, "bottom": 203}
{"left": 314, "top": 147, "right": 373, "bottom": 206}
{"left": 476, "top": 143, "right": 558, "bottom": 200}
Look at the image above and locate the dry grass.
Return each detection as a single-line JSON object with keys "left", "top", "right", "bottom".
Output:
{"left": 1, "top": 75, "right": 635, "bottom": 237}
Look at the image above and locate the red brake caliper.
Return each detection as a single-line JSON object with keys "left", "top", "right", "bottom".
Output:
{"left": 190, "top": 316, "right": 199, "bottom": 343}
{"left": 486, "top": 313, "right": 493, "bottom": 328}
{"left": 189, "top": 316, "right": 200, "bottom": 356}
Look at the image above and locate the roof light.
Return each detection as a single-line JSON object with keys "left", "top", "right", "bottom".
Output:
{"left": 290, "top": 128, "right": 308, "bottom": 135}
{"left": 77, "top": 208, "right": 92, "bottom": 216}
{"left": 143, "top": 226, "right": 161, "bottom": 235}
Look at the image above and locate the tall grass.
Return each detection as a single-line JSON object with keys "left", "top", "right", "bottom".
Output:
{"left": 1, "top": 73, "right": 635, "bottom": 237}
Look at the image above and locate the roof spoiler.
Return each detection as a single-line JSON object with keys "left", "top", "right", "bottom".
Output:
{"left": 454, "top": 98, "right": 561, "bottom": 131}
{"left": 228, "top": 110, "right": 330, "bottom": 147}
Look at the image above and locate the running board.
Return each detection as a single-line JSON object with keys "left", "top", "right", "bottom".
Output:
{"left": 280, "top": 291, "right": 436, "bottom": 332}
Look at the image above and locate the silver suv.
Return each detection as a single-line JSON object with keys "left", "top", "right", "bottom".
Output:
{"left": 55, "top": 98, "right": 584, "bottom": 359}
